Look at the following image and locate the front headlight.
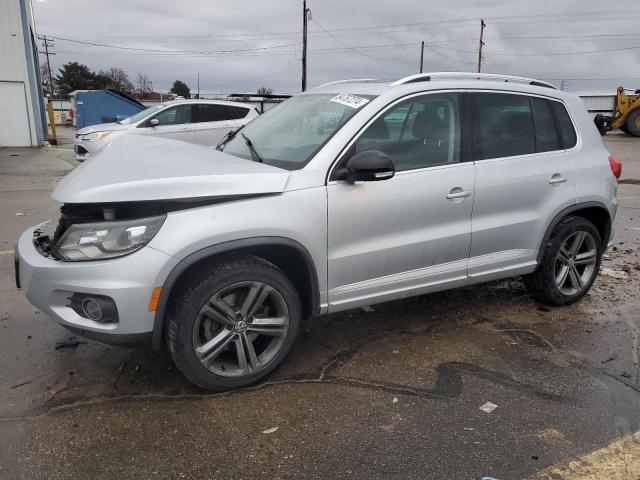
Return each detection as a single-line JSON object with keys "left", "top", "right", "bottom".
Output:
{"left": 54, "top": 215, "right": 166, "bottom": 261}
{"left": 81, "top": 131, "right": 111, "bottom": 141}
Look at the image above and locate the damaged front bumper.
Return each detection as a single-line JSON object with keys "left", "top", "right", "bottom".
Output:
{"left": 15, "top": 222, "right": 178, "bottom": 346}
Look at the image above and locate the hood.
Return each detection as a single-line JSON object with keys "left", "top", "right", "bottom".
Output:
{"left": 53, "top": 135, "right": 290, "bottom": 203}
{"left": 76, "top": 122, "right": 129, "bottom": 135}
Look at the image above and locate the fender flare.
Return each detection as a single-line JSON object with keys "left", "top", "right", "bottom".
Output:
{"left": 151, "top": 236, "right": 320, "bottom": 350}
{"left": 536, "top": 201, "right": 612, "bottom": 264}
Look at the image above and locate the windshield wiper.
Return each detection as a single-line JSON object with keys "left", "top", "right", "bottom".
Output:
{"left": 215, "top": 125, "right": 245, "bottom": 151}
{"left": 241, "top": 133, "right": 263, "bottom": 163}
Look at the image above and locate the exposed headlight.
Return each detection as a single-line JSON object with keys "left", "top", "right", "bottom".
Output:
{"left": 54, "top": 215, "right": 166, "bottom": 261}
{"left": 81, "top": 131, "right": 112, "bottom": 141}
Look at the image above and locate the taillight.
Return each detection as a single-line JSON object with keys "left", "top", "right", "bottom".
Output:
{"left": 609, "top": 154, "right": 622, "bottom": 179}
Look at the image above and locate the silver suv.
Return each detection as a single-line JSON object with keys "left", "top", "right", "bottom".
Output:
{"left": 16, "top": 72, "right": 621, "bottom": 390}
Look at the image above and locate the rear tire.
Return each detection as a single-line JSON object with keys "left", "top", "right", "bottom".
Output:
{"left": 625, "top": 109, "right": 640, "bottom": 137}
{"left": 524, "top": 217, "right": 602, "bottom": 306}
{"left": 166, "top": 256, "right": 302, "bottom": 391}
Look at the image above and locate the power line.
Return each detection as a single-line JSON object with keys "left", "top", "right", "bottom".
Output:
{"left": 310, "top": 18, "right": 411, "bottom": 61}
{"left": 48, "top": 35, "right": 297, "bottom": 54}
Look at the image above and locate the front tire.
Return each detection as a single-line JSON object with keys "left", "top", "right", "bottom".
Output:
{"left": 166, "top": 256, "right": 302, "bottom": 391}
{"left": 525, "top": 217, "right": 602, "bottom": 306}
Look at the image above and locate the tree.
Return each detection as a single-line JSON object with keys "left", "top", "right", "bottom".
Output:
{"left": 257, "top": 87, "right": 273, "bottom": 96}
{"left": 96, "top": 67, "right": 134, "bottom": 93}
{"left": 40, "top": 64, "right": 53, "bottom": 96}
{"left": 136, "top": 72, "right": 153, "bottom": 95}
{"left": 170, "top": 80, "right": 190, "bottom": 99}
{"left": 54, "top": 62, "right": 96, "bottom": 96}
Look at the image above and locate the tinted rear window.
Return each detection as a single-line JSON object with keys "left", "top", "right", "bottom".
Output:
{"left": 196, "top": 104, "right": 249, "bottom": 123}
{"left": 550, "top": 101, "right": 577, "bottom": 149}
{"left": 471, "top": 93, "right": 535, "bottom": 160}
{"left": 531, "top": 97, "right": 560, "bottom": 152}
{"left": 226, "top": 106, "right": 249, "bottom": 120}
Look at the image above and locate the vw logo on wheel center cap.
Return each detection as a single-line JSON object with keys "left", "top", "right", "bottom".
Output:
{"left": 234, "top": 320, "right": 248, "bottom": 333}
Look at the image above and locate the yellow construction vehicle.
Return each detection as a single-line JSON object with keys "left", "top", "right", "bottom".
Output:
{"left": 595, "top": 86, "right": 640, "bottom": 137}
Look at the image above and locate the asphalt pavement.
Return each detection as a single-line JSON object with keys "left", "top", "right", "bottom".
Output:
{"left": 0, "top": 133, "right": 639, "bottom": 480}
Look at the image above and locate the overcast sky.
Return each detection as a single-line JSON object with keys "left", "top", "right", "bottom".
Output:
{"left": 32, "top": 0, "right": 640, "bottom": 95}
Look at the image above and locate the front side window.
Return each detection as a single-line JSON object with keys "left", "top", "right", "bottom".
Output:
{"left": 351, "top": 92, "right": 461, "bottom": 171}
{"left": 221, "top": 93, "right": 376, "bottom": 169}
{"left": 151, "top": 105, "right": 192, "bottom": 126}
{"left": 471, "top": 92, "right": 535, "bottom": 160}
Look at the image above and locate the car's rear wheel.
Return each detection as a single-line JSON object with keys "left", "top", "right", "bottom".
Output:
{"left": 166, "top": 256, "right": 302, "bottom": 390}
{"left": 524, "top": 217, "right": 602, "bottom": 306}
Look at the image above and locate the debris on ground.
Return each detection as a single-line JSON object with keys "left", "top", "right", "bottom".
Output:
{"left": 600, "top": 267, "right": 629, "bottom": 280}
{"left": 392, "top": 397, "right": 398, "bottom": 404}
{"left": 479, "top": 402, "right": 498, "bottom": 414}
{"left": 621, "top": 372, "right": 632, "bottom": 379}
{"left": 601, "top": 355, "right": 617, "bottom": 364}
{"left": 262, "top": 426, "right": 279, "bottom": 434}
{"left": 10, "top": 380, "right": 31, "bottom": 389}
{"left": 15, "top": 212, "right": 24, "bottom": 216}
{"left": 0, "top": 314, "right": 8, "bottom": 321}
{"left": 361, "top": 305, "right": 375, "bottom": 312}
{"left": 49, "top": 383, "right": 67, "bottom": 395}
{"left": 54, "top": 337, "right": 86, "bottom": 350}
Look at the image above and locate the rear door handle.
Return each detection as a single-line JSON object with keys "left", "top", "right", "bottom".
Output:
{"left": 549, "top": 174, "right": 567, "bottom": 185}
{"left": 446, "top": 189, "right": 472, "bottom": 200}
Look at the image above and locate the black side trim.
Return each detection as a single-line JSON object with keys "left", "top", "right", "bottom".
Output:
{"left": 151, "top": 237, "right": 320, "bottom": 350}
{"left": 536, "top": 202, "right": 612, "bottom": 263}
{"left": 63, "top": 325, "right": 152, "bottom": 348}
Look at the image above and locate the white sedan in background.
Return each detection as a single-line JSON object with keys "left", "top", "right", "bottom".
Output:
{"left": 74, "top": 99, "right": 259, "bottom": 161}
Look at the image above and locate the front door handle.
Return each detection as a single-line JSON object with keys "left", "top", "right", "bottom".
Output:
{"left": 549, "top": 174, "right": 567, "bottom": 185}
{"left": 446, "top": 189, "right": 472, "bottom": 200}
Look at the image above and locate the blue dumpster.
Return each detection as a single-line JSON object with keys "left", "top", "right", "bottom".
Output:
{"left": 71, "top": 89, "right": 147, "bottom": 129}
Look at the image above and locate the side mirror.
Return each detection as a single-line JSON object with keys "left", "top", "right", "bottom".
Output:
{"left": 336, "top": 150, "right": 395, "bottom": 182}
{"left": 149, "top": 118, "right": 159, "bottom": 127}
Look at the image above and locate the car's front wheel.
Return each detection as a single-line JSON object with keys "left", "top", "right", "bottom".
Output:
{"left": 525, "top": 216, "right": 603, "bottom": 306}
{"left": 166, "top": 256, "right": 302, "bottom": 390}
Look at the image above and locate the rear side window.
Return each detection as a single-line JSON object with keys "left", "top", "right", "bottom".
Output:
{"left": 226, "top": 106, "right": 249, "bottom": 120}
{"left": 195, "top": 104, "right": 250, "bottom": 123}
{"left": 531, "top": 97, "right": 560, "bottom": 152}
{"left": 196, "top": 104, "right": 228, "bottom": 122}
{"left": 471, "top": 93, "right": 535, "bottom": 160}
{"left": 550, "top": 101, "right": 577, "bottom": 149}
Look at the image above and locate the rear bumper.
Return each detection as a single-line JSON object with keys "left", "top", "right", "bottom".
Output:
{"left": 16, "top": 224, "right": 178, "bottom": 344}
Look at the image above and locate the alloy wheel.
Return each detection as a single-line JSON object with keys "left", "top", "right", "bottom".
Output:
{"left": 192, "top": 281, "right": 290, "bottom": 377}
{"left": 554, "top": 230, "right": 598, "bottom": 296}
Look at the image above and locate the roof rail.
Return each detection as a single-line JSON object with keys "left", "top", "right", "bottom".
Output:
{"left": 314, "top": 78, "right": 378, "bottom": 88}
{"left": 390, "top": 72, "right": 557, "bottom": 90}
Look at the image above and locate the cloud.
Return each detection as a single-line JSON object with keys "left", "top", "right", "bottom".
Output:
{"left": 33, "top": 0, "right": 640, "bottom": 94}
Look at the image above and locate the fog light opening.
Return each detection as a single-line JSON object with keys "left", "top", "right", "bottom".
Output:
{"left": 67, "top": 293, "right": 119, "bottom": 324}
{"left": 81, "top": 297, "right": 103, "bottom": 321}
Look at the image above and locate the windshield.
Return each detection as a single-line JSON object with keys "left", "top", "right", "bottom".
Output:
{"left": 221, "top": 93, "right": 376, "bottom": 169}
{"left": 119, "top": 104, "right": 166, "bottom": 124}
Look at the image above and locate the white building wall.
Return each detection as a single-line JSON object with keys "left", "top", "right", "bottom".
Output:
{"left": 0, "top": 0, "right": 45, "bottom": 147}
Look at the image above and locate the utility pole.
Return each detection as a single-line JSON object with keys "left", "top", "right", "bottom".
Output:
{"left": 38, "top": 35, "right": 55, "bottom": 97}
{"left": 419, "top": 41, "right": 425, "bottom": 73}
{"left": 477, "top": 19, "right": 486, "bottom": 73}
{"left": 197, "top": 72, "right": 200, "bottom": 99}
{"left": 302, "top": 0, "right": 310, "bottom": 92}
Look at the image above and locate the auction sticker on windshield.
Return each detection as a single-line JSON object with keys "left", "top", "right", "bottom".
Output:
{"left": 330, "top": 93, "right": 370, "bottom": 109}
